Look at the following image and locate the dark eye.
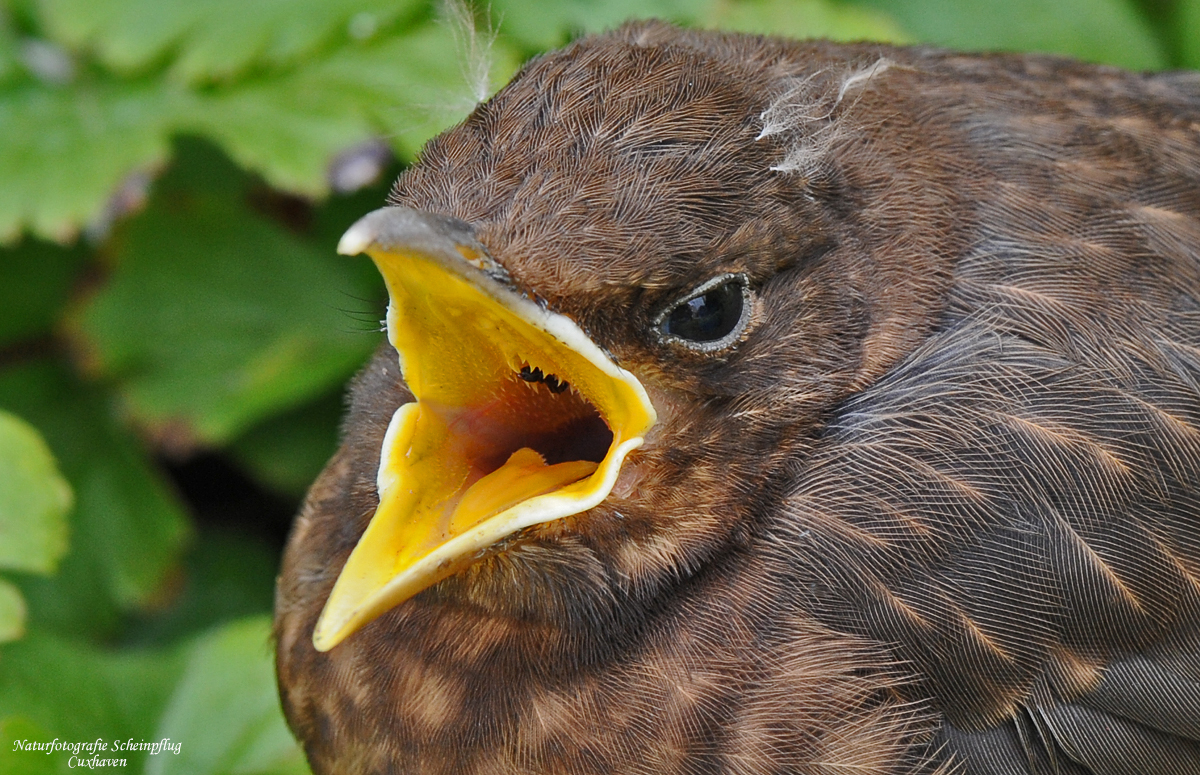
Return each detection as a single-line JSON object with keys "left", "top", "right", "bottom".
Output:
{"left": 656, "top": 274, "right": 752, "bottom": 351}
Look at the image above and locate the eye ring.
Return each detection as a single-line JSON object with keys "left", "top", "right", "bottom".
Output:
{"left": 653, "top": 273, "right": 753, "bottom": 352}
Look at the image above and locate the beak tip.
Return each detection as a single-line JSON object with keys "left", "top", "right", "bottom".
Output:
{"left": 337, "top": 219, "right": 375, "bottom": 256}
{"left": 311, "top": 619, "right": 343, "bottom": 653}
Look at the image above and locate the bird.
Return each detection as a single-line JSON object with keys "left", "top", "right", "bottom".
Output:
{"left": 273, "top": 21, "right": 1200, "bottom": 775}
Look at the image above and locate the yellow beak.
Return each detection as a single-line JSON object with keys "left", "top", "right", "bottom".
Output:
{"left": 312, "top": 208, "right": 656, "bottom": 652}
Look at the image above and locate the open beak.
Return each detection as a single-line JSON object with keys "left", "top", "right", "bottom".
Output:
{"left": 312, "top": 208, "right": 656, "bottom": 652}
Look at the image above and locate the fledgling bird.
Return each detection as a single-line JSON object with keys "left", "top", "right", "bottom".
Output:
{"left": 274, "top": 22, "right": 1200, "bottom": 775}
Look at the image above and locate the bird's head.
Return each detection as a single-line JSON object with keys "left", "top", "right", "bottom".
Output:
{"left": 297, "top": 21, "right": 962, "bottom": 660}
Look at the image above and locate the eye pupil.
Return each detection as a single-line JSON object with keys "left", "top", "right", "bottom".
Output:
{"left": 662, "top": 277, "right": 747, "bottom": 345}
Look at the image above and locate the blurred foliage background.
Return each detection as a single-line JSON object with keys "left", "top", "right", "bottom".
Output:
{"left": 0, "top": 0, "right": 1196, "bottom": 772}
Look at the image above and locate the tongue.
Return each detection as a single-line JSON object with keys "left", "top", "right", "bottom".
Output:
{"left": 447, "top": 448, "right": 598, "bottom": 535}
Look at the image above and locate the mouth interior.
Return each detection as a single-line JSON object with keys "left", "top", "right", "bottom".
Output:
{"left": 462, "top": 363, "right": 614, "bottom": 468}
{"left": 372, "top": 248, "right": 650, "bottom": 560}
{"left": 421, "top": 358, "right": 616, "bottom": 540}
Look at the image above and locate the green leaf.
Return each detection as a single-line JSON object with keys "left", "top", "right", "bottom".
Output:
{"left": 180, "top": 82, "right": 374, "bottom": 199}
{"left": 0, "top": 361, "right": 191, "bottom": 636}
{"left": 229, "top": 392, "right": 346, "bottom": 498}
{"left": 1181, "top": 0, "right": 1200, "bottom": 68}
{"left": 147, "top": 616, "right": 308, "bottom": 775}
{"left": 0, "top": 77, "right": 179, "bottom": 243}
{"left": 305, "top": 20, "right": 523, "bottom": 161}
{"left": 704, "top": 0, "right": 909, "bottom": 43}
{"left": 0, "top": 409, "right": 70, "bottom": 575}
{"left": 74, "top": 139, "right": 380, "bottom": 444}
{"left": 0, "top": 237, "right": 86, "bottom": 350}
{"left": 123, "top": 528, "right": 279, "bottom": 647}
{"left": 0, "top": 631, "right": 185, "bottom": 773}
{"left": 858, "top": 0, "right": 1165, "bottom": 70}
{"left": 0, "top": 407, "right": 60, "bottom": 638}
{"left": 0, "top": 13, "right": 18, "bottom": 85}
{"left": 1, "top": 17, "right": 517, "bottom": 241}
{"left": 0, "top": 579, "right": 25, "bottom": 643}
{"left": 38, "top": 0, "right": 423, "bottom": 84}
{"left": 185, "top": 21, "right": 523, "bottom": 193}
{"left": 492, "top": 0, "right": 710, "bottom": 50}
